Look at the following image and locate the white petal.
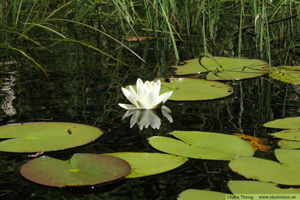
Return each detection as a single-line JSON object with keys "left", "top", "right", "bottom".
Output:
{"left": 155, "top": 79, "right": 161, "bottom": 90}
{"left": 121, "top": 87, "right": 136, "bottom": 105}
{"left": 118, "top": 103, "right": 137, "bottom": 110}
{"left": 152, "top": 80, "right": 160, "bottom": 96}
{"left": 135, "top": 100, "right": 147, "bottom": 109}
{"left": 136, "top": 78, "right": 144, "bottom": 88}
{"left": 128, "top": 85, "right": 137, "bottom": 96}
{"left": 145, "top": 80, "right": 151, "bottom": 89}
{"left": 159, "top": 91, "right": 173, "bottom": 103}
{"left": 144, "top": 90, "right": 161, "bottom": 109}
{"left": 136, "top": 79, "right": 144, "bottom": 91}
{"left": 137, "top": 83, "right": 147, "bottom": 101}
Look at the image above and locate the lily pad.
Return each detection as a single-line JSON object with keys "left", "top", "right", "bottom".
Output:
{"left": 228, "top": 180, "right": 300, "bottom": 194}
{"left": 271, "top": 129, "right": 300, "bottom": 140}
{"left": 270, "top": 66, "right": 300, "bottom": 85}
{"left": 159, "top": 78, "right": 233, "bottom": 101}
{"left": 177, "top": 180, "right": 300, "bottom": 200}
{"left": 229, "top": 149, "right": 300, "bottom": 185}
{"left": 173, "top": 57, "right": 269, "bottom": 80}
{"left": 177, "top": 189, "right": 226, "bottom": 200}
{"left": 103, "top": 152, "right": 188, "bottom": 178}
{"left": 148, "top": 131, "right": 254, "bottom": 160}
{"left": 20, "top": 153, "right": 131, "bottom": 187}
{"left": 278, "top": 140, "right": 300, "bottom": 149}
{"left": 0, "top": 122, "right": 103, "bottom": 153}
{"left": 263, "top": 117, "right": 300, "bottom": 129}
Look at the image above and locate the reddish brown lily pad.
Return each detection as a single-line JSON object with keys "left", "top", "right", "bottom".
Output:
{"left": 20, "top": 154, "right": 131, "bottom": 187}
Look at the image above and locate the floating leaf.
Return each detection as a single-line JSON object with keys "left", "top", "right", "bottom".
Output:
{"left": 278, "top": 140, "right": 300, "bottom": 149}
{"left": 173, "top": 57, "right": 268, "bottom": 80}
{"left": 228, "top": 180, "right": 300, "bottom": 194}
{"left": 178, "top": 180, "right": 300, "bottom": 200}
{"left": 270, "top": 66, "right": 300, "bottom": 85}
{"left": 103, "top": 152, "right": 188, "bottom": 178}
{"left": 20, "top": 154, "right": 131, "bottom": 187}
{"left": 234, "top": 133, "right": 271, "bottom": 152}
{"left": 229, "top": 149, "right": 300, "bottom": 185}
{"left": 149, "top": 131, "right": 254, "bottom": 160}
{"left": 177, "top": 189, "right": 226, "bottom": 200}
{"left": 263, "top": 117, "right": 300, "bottom": 129}
{"left": 159, "top": 78, "right": 233, "bottom": 101}
{"left": 271, "top": 129, "right": 300, "bottom": 140}
{"left": 0, "top": 122, "right": 103, "bottom": 153}
{"left": 272, "top": 129, "right": 300, "bottom": 149}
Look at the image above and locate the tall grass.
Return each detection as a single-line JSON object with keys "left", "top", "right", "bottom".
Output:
{"left": 0, "top": 0, "right": 143, "bottom": 78}
{"left": 138, "top": 0, "right": 299, "bottom": 65}
{"left": 1, "top": 0, "right": 299, "bottom": 75}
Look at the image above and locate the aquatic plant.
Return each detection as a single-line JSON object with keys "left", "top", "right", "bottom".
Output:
{"left": 118, "top": 78, "right": 173, "bottom": 110}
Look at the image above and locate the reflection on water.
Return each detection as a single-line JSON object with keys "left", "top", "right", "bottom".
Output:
{"left": 1, "top": 71, "right": 17, "bottom": 116}
{"left": 122, "top": 106, "right": 173, "bottom": 130}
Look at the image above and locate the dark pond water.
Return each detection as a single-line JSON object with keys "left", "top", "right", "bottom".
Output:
{"left": 0, "top": 37, "right": 300, "bottom": 200}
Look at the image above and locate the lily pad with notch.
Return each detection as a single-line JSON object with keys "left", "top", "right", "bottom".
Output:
{"left": 0, "top": 122, "right": 103, "bottom": 153}
{"left": 173, "top": 57, "right": 269, "bottom": 81}
{"left": 103, "top": 152, "right": 188, "bottom": 178}
{"left": 148, "top": 131, "right": 254, "bottom": 160}
{"left": 20, "top": 153, "right": 131, "bottom": 187}
{"left": 229, "top": 149, "right": 300, "bottom": 185}
{"left": 159, "top": 78, "right": 233, "bottom": 101}
{"left": 269, "top": 129, "right": 300, "bottom": 149}
{"left": 271, "top": 129, "right": 300, "bottom": 141}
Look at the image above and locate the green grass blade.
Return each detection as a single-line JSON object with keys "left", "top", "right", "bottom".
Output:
{"left": 158, "top": 0, "right": 179, "bottom": 61}
{"left": 111, "top": 0, "right": 142, "bottom": 43}
{"left": 15, "top": 0, "right": 23, "bottom": 27}
{"left": 43, "top": 1, "right": 73, "bottom": 22}
{"left": 3, "top": 46, "right": 49, "bottom": 80}
{"left": 47, "top": 18, "right": 145, "bottom": 62}
{"left": 27, "top": 23, "right": 66, "bottom": 38}
{"left": 50, "top": 39, "right": 130, "bottom": 67}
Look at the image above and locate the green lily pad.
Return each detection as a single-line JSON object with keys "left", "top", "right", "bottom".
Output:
{"left": 0, "top": 122, "right": 103, "bottom": 153}
{"left": 148, "top": 131, "right": 254, "bottom": 160}
{"left": 263, "top": 117, "right": 300, "bottom": 129}
{"left": 177, "top": 189, "right": 226, "bottom": 200}
{"left": 278, "top": 140, "right": 300, "bottom": 149}
{"left": 228, "top": 180, "right": 300, "bottom": 194}
{"left": 177, "top": 180, "right": 300, "bottom": 200}
{"left": 270, "top": 66, "right": 300, "bottom": 85}
{"left": 173, "top": 57, "right": 269, "bottom": 80}
{"left": 229, "top": 149, "right": 300, "bottom": 185}
{"left": 271, "top": 129, "right": 300, "bottom": 140}
{"left": 103, "top": 152, "right": 188, "bottom": 178}
{"left": 20, "top": 153, "right": 131, "bottom": 187}
{"left": 160, "top": 78, "right": 233, "bottom": 101}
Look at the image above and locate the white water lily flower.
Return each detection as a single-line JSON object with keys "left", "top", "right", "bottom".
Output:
{"left": 118, "top": 78, "right": 173, "bottom": 110}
